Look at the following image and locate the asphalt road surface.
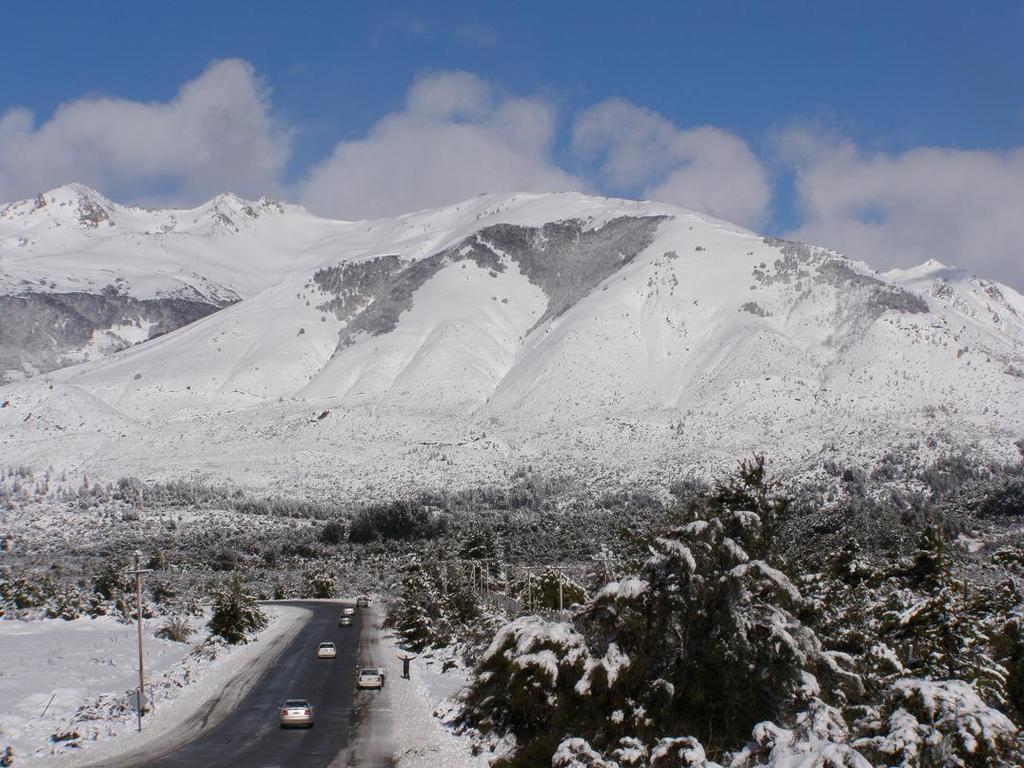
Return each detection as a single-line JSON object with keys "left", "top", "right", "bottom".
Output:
{"left": 141, "top": 601, "right": 364, "bottom": 768}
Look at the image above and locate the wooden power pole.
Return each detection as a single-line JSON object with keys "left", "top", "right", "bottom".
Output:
{"left": 129, "top": 551, "right": 152, "bottom": 732}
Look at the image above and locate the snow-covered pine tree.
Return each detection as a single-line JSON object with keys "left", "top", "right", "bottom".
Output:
{"left": 387, "top": 559, "right": 446, "bottom": 651}
{"left": 461, "top": 509, "right": 864, "bottom": 765}
{"left": 207, "top": 575, "right": 268, "bottom": 644}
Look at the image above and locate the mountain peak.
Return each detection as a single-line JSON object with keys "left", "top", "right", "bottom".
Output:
{"left": 0, "top": 183, "right": 118, "bottom": 228}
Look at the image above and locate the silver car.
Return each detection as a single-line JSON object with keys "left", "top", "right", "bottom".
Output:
{"left": 279, "top": 699, "right": 314, "bottom": 728}
{"left": 356, "top": 667, "right": 384, "bottom": 690}
{"left": 316, "top": 642, "right": 337, "bottom": 659}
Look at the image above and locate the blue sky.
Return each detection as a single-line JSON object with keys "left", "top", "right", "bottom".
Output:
{"left": 1, "top": 2, "right": 1021, "bottom": 286}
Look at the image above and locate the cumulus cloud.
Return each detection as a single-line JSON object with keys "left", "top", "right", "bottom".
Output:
{"left": 780, "top": 127, "right": 1024, "bottom": 289}
{"left": 0, "top": 59, "right": 289, "bottom": 205}
{"left": 298, "top": 71, "right": 579, "bottom": 220}
{"left": 572, "top": 98, "right": 771, "bottom": 228}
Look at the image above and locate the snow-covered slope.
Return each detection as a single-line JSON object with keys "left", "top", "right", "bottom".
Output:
{"left": 1, "top": 190, "right": 1022, "bottom": 492}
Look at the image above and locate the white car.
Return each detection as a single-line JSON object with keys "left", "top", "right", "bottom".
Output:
{"left": 279, "top": 699, "right": 314, "bottom": 728}
{"left": 341, "top": 606, "right": 356, "bottom": 616}
{"left": 316, "top": 642, "right": 337, "bottom": 659}
{"left": 356, "top": 667, "right": 384, "bottom": 690}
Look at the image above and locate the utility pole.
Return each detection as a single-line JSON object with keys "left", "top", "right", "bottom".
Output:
{"left": 558, "top": 569, "right": 564, "bottom": 614}
{"left": 129, "top": 551, "right": 152, "bottom": 733}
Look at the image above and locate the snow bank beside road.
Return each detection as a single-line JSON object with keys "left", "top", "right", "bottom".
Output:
{"left": 378, "top": 633, "right": 501, "bottom": 768}
{"left": 1, "top": 604, "right": 307, "bottom": 766}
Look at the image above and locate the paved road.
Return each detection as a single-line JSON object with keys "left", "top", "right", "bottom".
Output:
{"left": 141, "top": 601, "right": 364, "bottom": 768}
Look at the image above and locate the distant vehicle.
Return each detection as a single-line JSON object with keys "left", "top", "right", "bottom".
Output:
{"left": 279, "top": 699, "right": 314, "bottom": 728}
{"left": 356, "top": 596, "right": 370, "bottom": 608}
{"left": 316, "top": 642, "right": 337, "bottom": 659}
{"left": 356, "top": 667, "right": 384, "bottom": 690}
{"left": 341, "top": 606, "right": 356, "bottom": 616}
{"left": 338, "top": 615, "right": 352, "bottom": 627}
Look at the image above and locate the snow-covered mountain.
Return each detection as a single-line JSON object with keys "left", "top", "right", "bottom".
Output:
{"left": 0, "top": 184, "right": 352, "bottom": 381}
{"left": 1, "top": 188, "right": 1022, "bottom": 492}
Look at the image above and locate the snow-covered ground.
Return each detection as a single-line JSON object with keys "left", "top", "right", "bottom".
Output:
{"left": 0, "top": 604, "right": 307, "bottom": 765}
{"left": 378, "top": 633, "right": 498, "bottom": 768}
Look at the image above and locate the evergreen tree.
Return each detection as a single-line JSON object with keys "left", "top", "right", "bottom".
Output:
{"left": 208, "top": 576, "right": 268, "bottom": 644}
{"left": 463, "top": 510, "right": 862, "bottom": 763}
{"left": 305, "top": 568, "right": 335, "bottom": 599}
{"left": 907, "top": 523, "right": 945, "bottom": 589}
{"left": 387, "top": 560, "right": 445, "bottom": 651}
{"left": 708, "top": 454, "right": 789, "bottom": 557}
{"left": 832, "top": 538, "right": 875, "bottom": 587}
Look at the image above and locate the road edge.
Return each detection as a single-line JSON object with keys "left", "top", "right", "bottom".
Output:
{"left": 50, "top": 604, "right": 312, "bottom": 768}
{"left": 329, "top": 606, "right": 396, "bottom": 767}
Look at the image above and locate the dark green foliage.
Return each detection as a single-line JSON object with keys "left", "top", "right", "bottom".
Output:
{"left": 207, "top": 576, "right": 268, "bottom": 644}
{"left": 509, "top": 568, "right": 587, "bottom": 611}
{"left": 709, "top": 453, "right": 789, "bottom": 555}
{"left": 463, "top": 511, "right": 857, "bottom": 762}
{"left": 907, "top": 523, "right": 946, "bottom": 589}
{"left": 831, "top": 538, "right": 877, "bottom": 587}
{"left": 386, "top": 561, "right": 444, "bottom": 651}
{"left": 92, "top": 558, "right": 130, "bottom": 601}
{"left": 348, "top": 500, "right": 447, "bottom": 543}
{"left": 318, "top": 520, "right": 346, "bottom": 545}
{"left": 993, "top": 614, "right": 1024, "bottom": 724}
{"left": 305, "top": 569, "right": 335, "bottom": 599}
{"left": 979, "top": 475, "right": 1024, "bottom": 518}
{"left": 383, "top": 557, "right": 493, "bottom": 653}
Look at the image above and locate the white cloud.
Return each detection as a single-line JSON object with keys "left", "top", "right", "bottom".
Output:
{"left": 298, "top": 71, "right": 579, "bottom": 220}
{"left": 572, "top": 98, "right": 771, "bottom": 228}
{"left": 0, "top": 59, "right": 289, "bottom": 205}
{"left": 780, "top": 127, "right": 1024, "bottom": 289}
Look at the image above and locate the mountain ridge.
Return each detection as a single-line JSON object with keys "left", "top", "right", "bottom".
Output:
{"left": 1, "top": 186, "right": 1022, "bottom": 492}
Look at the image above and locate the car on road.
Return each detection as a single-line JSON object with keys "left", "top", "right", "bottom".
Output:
{"left": 338, "top": 615, "right": 352, "bottom": 627}
{"left": 279, "top": 699, "right": 314, "bottom": 728}
{"left": 341, "top": 606, "right": 356, "bottom": 616}
{"left": 356, "top": 596, "right": 370, "bottom": 608}
{"left": 316, "top": 642, "right": 337, "bottom": 659}
{"left": 356, "top": 667, "right": 384, "bottom": 690}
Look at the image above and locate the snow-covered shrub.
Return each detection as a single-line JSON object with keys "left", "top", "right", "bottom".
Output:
{"left": 348, "top": 500, "right": 447, "bottom": 543}
{"left": 992, "top": 611, "right": 1024, "bottom": 724}
{"left": 462, "top": 510, "right": 860, "bottom": 765}
{"left": 318, "top": 519, "right": 346, "bottom": 544}
{"left": 577, "top": 511, "right": 861, "bottom": 749}
{"left": 305, "top": 568, "right": 335, "bottom": 599}
{"left": 610, "top": 736, "right": 648, "bottom": 767}
{"left": 463, "top": 615, "right": 588, "bottom": 741}
{"left": 854, "top": 678, "right": 1020, "bottom": 767}
{"left": 155, "top": 615, "right": 194, "bottom": 643}
{"left": 552, "top": 737, "right": 616, "bottom": 767}
{"left": 732, "top": 699, "right": 869, "bottom": 767}
{"left": 0, "top": 568, "right": 87, "bottom": 619}
{"left": 45, "top": 586, "right": 85, "bottom": 620}
{"left": 509, "top": 567, "right": 587, "bottom": 611}
{"left": 649, "top": 736, "right": 723, "bottom": 767}
{"left": 979, "top": 474, "right": 1024, "bottom": 518}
